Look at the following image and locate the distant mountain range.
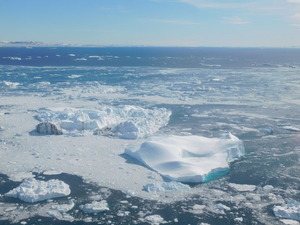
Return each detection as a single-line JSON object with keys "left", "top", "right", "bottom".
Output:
{"left": 0, "top": 41, "right": 83, "bottom": 47}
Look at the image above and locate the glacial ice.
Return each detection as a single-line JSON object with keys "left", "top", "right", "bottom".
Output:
{"left": 125, "top": 133, "right": 245, "bottom": 183}
{"left": 273, "top": 201, "right": 300, "bottom": 221}
{"left": 36, "top": 105, "right": 171, "bottom": 139}
{"left": 4, "top": 178, "right": 71, "bottom": 203}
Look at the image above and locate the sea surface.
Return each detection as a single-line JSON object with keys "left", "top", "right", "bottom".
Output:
{"left": 0, "top": 47, "right": 300, "bottom": 225}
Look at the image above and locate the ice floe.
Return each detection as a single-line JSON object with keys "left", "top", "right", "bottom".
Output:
{"left": 5, "top": 178, "right": 71, "bottom": 202}
{"left": 215, "top": 203, "right": 231, "bottom": 212}
{"left": 228, "top": 183, "right": 257, "bottom": 192}
{"left": 2, "top": 57, "right": 22, "bottom": 61}
{"left": 125, "top": 133, "right": 245, "bottom": 183}
{"left": 143, "top": 181, "right": 191, "bottom": 192}
{"left": 273, "top": 201, "right": 300, "bottom": 221}
{"left": 36, "top": 105, "right": 171, "bottom": 139}
{"left": 8, "top": 172, "right": 35, "bottom": 182}
{"left": 79, "top": 200, "right": 109, "bottom": 213}
{"left": 282, "top": 126, "right": 300, "bottom": 132}
{"left": 0, "top": 81, "right": 20, "bottom": 88}
{"left": 143, "top": 214, "right": 165, "bottom": 225}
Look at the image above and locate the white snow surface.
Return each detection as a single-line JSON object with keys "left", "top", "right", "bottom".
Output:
{"left": 273, "top": 201, "right": 300, "bottom": 221}
{"left": 4, "top": 178, "right": 71, "bottom": 203}
{"left": 125, "top": 133, "right": 245, "bottom": 183}
{"left": 36, "top": 105, "right": 171, "bottom": 139}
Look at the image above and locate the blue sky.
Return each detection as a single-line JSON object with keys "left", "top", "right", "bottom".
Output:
{"left": 1, "top": 0, "right": 300, "bottom": 47}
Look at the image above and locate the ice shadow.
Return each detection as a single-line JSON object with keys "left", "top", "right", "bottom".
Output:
{"left": 119, "top": 153, "right": 175, "bottom": 183}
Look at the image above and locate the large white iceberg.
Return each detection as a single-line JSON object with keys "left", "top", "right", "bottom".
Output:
{"left": 5, "top": 178, "right": 71, "bottom": 203}
{"left": 36, "top": 105, "right": 171, "bottom": 139}
{"left": 125, "top": 133, "right": 245, "bottom": 183}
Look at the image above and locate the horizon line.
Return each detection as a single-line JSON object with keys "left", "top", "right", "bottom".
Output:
{"left": 0, "top": 41, "right": 300, "bottom": 49}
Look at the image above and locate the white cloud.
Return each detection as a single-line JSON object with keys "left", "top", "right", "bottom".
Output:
{"left": 178, "top": 0, "right": 253, "bottom": 9}
{"left": 287, "top": 0, "right": 300, "bottom": 3}
{"left": 292, "top": 13, "right": 300, "bottom": 20}
{"left": 224, "top": 17, "right": 251, "bottom": 25}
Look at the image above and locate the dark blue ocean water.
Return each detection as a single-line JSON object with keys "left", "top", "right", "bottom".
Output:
{"left": 1, "top": 47, "right": 300, "bottom": 68}
{"left": 0, "top": 47, "right": 300, "bottom": 225}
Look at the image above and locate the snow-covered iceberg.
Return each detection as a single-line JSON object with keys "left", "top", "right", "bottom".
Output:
{"left": 125, "top": 133, "right": 245, "bottom": 183}
{"left": 5, "top": 178, "right": 71, "bottom": 203}
{"left": 36, "top": 105, "right": 171, "bottom": 139}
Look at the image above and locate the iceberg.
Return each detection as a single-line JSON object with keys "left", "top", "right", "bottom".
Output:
{"left": 125, "top": 133, "right": 245, "bottom": 183}
{"left": 5, "top": 178, "right": 71, "bottom": 203}
{"left": 36, "top": 105, "right": 171, "bottom": 139}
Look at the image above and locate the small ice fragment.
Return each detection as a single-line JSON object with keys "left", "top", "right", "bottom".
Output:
{"left": 0, "top": 81, "right": 20, "bottom": 88}
{"left": 234, "top": 217, "right": 243, "bottom": 222}
{"left": 215, "top": 203, "right": 230, "bottom": 211}
{"left": 74, "top": 58, "right": 87, "bottom": 61}
{"left": 5, "top": 178, "right": 71, "bottom": 203}
{"left": 68, "top": 75, "right": 82, "bottom": 79}
{"left": 43, "top": 170, "right": 62, "bottom": 175}
{"left": 79, "top": 200, "right": 109, "bottom": 213}
{"left": 144, "top": 214, "right": 165, "bottom": 225}
{"left": 263, "top": 185, "right": 274, "bottom": 191}
{"left": 282, "top": 126, "right": 300, "bottom": 132}
{"left": 190, "top": 204, "right": 206, "bottom": 214}
{"left": 228, "top": 183, "right": 256, "bottom": 192}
